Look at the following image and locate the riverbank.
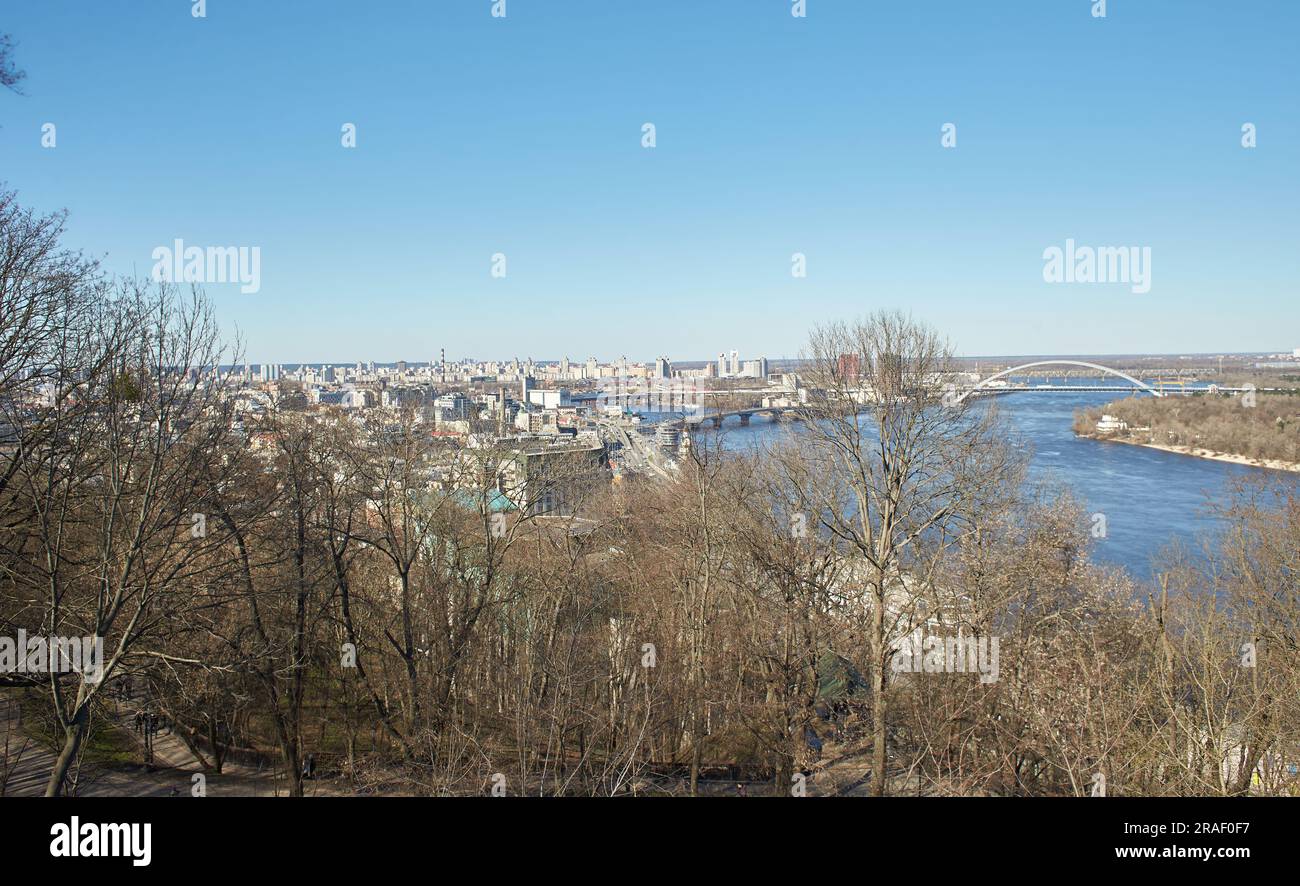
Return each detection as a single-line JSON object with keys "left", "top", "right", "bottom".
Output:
{"left": 1072, "top": 394, "right": 1300, "bottom": 470}
{"left": 1078, "top": 433, "right": 1300, "bottom": 473}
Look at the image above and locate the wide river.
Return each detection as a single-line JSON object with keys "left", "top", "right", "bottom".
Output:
{"left": 689, "top": 391, "right": 1293, "bottom": 580}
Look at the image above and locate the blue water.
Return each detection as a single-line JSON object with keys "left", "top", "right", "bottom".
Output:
{"left": 681, "top": 392, "right": 1294, "bottom": 580}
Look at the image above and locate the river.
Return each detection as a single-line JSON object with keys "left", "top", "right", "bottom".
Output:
{"left": 682, "top": 391, "right": 1292, "bottom": 580}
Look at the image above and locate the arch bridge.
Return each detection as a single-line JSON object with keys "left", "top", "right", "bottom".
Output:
{"left": 955, "top": 360, "right": 1164, "bottom": 404}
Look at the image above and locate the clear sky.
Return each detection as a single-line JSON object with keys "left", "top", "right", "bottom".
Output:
{"left": 1, "top": 1, "right": 1296, "bottom": 364}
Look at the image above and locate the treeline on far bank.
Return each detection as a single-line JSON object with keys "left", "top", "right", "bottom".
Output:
{"left": 1074, "top": 393, "right": 1300, "bottom": 465}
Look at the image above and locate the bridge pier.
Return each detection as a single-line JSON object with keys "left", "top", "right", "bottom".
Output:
{"left": 711, "top": 416, "right": 722, "bottom": 428}
{"left": 738, "top": 414, "right": 750, "bottom": 426}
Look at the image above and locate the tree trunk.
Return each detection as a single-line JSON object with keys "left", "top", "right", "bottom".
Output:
{"left": 689, "top": 732, "right": 701, "bottom": 797}
{"left": 870, "top": 583, "right": 888, "bottom": 797}
{"left": 44, "top": 706, "right": 89, "bottom": 797}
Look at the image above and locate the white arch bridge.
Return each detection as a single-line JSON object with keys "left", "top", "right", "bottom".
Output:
{"left": 684, "top": 361, "right": 1179, "bottom": 428}
{"left": 954, "top": 360, "right": 1168, "bottom": 404}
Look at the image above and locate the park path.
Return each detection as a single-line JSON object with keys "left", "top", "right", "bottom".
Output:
{"left": 1, "top": 690, "right": 344, "bottom": 796}
{"left": 0, "top": 695, "right": 196, "bottom": 796}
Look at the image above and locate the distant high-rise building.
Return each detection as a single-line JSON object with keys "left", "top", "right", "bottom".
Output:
{"left": 655, "top": 356, "right": 671, "bottom": 379}
{"left": 729, "top": 350, "right": 739, "bottom": 377}
{"left": 837, "top": 354, "right": 861, "bottom": 383}
{"left": 717, "top": 353, "right": 727, "bottom": 377}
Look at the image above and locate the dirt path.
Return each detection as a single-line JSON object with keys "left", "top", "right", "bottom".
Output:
{"left": 1, "top": 691, "right": 345, "bottom": 796}
{"left": 0, "top": 695, "right": 200, "bottom": 796}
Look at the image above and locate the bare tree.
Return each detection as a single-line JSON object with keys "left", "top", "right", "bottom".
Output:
{"left": 796, "top": 311, "right": 1022, "bottom": 795}
{"left": 8, "top": 281, "right": 242, "bottom": 795}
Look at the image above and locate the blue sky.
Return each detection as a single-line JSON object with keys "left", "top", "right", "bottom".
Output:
{"left": 1, "top": 1, "right": 1296, "bottom": 364}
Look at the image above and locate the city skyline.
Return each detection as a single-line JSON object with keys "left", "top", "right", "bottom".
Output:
{"left": 215, "top": 339, "right": 1300, "bottom": 369}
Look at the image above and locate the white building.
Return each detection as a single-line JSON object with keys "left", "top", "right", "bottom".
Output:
{"left": 435, "top": 393, "right": 470, "bottom": 422}
{"left": 528, "top": 388, "right": 570, "bottom": 410}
